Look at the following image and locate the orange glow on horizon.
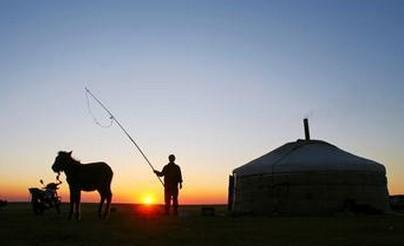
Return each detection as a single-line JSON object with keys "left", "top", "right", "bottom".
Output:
{"left": 2, "top": 183, "right": 228, "bottom": 205}
{"left": 5, "top": 172, "right": 402, "bottom": 204}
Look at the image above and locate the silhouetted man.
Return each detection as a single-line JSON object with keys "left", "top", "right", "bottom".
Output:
{"left": 154, "top": 154, "right": 183, "bottom": 215}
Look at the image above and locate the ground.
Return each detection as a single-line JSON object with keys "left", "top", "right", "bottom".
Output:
{"left": 0, "top": 203, "right": 403, "bottom": 246}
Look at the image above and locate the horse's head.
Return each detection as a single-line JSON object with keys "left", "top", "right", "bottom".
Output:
{"left": 52, "top": 151, "right": 73, "bottom": 173}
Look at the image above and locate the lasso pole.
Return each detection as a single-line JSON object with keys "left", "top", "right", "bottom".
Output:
{"left": 85, "top": 87, "right": 164, "bottom": 187}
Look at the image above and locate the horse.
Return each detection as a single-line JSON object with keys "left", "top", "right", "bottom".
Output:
{"left": 52, "top": 151, "right": 113, "bottom": 220}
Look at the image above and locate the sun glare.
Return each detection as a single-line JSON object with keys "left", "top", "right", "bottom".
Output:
{"left": 142, "top": 194, "right": 154, "bottom": 205}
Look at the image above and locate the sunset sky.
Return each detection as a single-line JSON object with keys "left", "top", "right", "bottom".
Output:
{"left": 0, "top": 0, "right": 403, "bottom": 204}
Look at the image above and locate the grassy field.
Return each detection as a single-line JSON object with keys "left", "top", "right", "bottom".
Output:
{"left": 0, "top": 203, "right": 403, "bottom": 246}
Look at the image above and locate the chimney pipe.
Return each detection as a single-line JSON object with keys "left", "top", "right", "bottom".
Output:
{"left": 303, "top": 118, "right": 310, "bottom": 141}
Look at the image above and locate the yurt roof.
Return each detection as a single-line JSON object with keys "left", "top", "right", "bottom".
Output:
{"left": 233, "top": 139, "right": 385, "bottom": 176}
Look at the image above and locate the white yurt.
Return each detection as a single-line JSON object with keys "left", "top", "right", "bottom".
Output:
{"left": 228, "top": 119, "right": 390, "bottom": 215}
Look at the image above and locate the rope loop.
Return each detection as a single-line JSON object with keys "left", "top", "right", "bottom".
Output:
{"left": 85, "top": 90, "right": 114, "bottom": 128}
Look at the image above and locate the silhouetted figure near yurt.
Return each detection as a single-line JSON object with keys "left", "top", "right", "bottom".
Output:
{"left": 154, "top": 154, "right": 183, "bottom": 215}
{"left": 52, "top": 151, "right": 113, "bottom": 220}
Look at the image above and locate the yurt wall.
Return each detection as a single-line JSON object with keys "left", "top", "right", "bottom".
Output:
{"left": 232, "top": 170, "right": 389, "bottom": 215}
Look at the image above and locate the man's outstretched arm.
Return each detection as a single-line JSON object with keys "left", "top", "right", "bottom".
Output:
{"left": 154, "top": 170, "right": 164, "bottom": 177}
{"left": 154, "top": 166, "right": 166, "bottom": 177}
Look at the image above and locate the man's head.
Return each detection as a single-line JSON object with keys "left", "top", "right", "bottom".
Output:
{"left": 168, "top": 154, "right": 176, "bottom": 163}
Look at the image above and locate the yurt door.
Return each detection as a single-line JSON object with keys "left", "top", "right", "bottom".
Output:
{"left": 228, "top": 175, "right": 235, "bottom": 211}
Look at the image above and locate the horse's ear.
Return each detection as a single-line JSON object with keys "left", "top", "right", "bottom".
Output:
{"left": 68, "top": 151, "right": 72, "bottom": 156}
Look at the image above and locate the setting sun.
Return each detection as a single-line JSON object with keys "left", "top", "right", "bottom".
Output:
{"left": 142, "top": 194, "right": 155, "bottom": 205}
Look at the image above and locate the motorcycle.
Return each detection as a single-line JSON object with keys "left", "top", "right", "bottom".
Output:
{"left": 0, "top": 199, "right": 7, "bottom": 208}
{"left": 28, "top": 174, "right": 62, "bottom": 215}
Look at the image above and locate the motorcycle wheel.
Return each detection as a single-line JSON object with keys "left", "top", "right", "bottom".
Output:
{"left": 55, "top": 203, "right": 61, "bottom": 214}
{"left": 32, "top": 201, "right": 44, "bottom": 215}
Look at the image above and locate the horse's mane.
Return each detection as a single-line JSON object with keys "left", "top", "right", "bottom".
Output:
{"left": 58, "top": 151, "right": 81, "bottom": 164}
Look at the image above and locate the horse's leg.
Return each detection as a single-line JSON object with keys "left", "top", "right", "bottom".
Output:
{"left": 103, "top": 189, "right": 112, "bottom": 219}
{"left": 98, "top": 190, "right": 106, "bottom": 219}
{"left": 75, "top": 191, "right": 81, "bottom": 220}
{"left": 68, "top": 189, "right": 74, "bottom": 220}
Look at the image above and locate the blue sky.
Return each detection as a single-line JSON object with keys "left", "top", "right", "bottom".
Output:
{"left": 0, "top": 0, "right": 403, "bottom": 202}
